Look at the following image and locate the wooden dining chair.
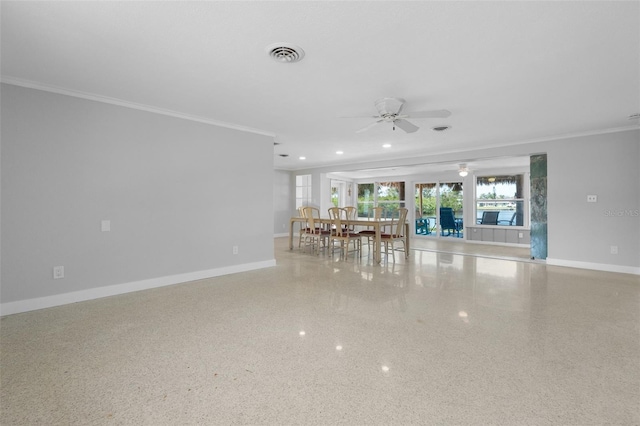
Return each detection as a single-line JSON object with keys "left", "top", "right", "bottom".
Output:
{"left": 380, "top": 207, "right": 409, "bottom": 261}
{"left": 297, "top": 206, "right": 306, "bottom": 248}
{"left": 300, "top": 207, "right": 330, "bottom": 254}
{"left": 343, "top": 206, "right": 358, "bottom": 232}
{"left": 357, "top": 206, "right": 384, "bottom": 252}
{"left": 328, "top": 207, "right": 362, "bottom": 259}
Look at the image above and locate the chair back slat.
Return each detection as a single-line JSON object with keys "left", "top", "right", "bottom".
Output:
{"left": 370, "top": 207, "right": 384, "bottom": 220}
{"left": 388, "top": 207, "right": 408, "bottom": 237}
{"left": 328, "top": 207, "right": 351, "bottom": 236}
{"left": 303, "top": 206, "right": 323, "bottom": 234}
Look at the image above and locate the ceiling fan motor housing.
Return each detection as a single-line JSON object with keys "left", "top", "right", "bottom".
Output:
{"left": 375, "top": 97, "right": 405, "bottom": 116}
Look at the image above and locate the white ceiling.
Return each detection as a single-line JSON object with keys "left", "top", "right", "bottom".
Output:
{"left": 2, "top": 1, "right": 639, "bottom": 172}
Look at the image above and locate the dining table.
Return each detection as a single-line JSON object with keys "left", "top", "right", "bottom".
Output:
{"left": 288, "top": 216, "right": 410, "bottom": 264}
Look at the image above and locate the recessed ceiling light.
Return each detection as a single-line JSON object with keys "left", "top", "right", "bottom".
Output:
{"left": 336, "top": 151, "right": 344, "bottom": 155}
{"left": 382, "top": 144, "right": 392, "bottom": 148}
{"left": 432, "top": 125, "right": 451, "bottom": 132}
{"left": 266, "top": 43, "right": 305, "bottom": 63}
{"left": 299, "top": 156, "right": 306, "bottom": 160}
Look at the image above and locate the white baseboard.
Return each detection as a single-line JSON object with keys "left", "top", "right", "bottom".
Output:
{"left": 546, "top": 258, "right": 640, "bottom": 275}
{"left": 0, "top": 259, "right": 276, "bottom": 316}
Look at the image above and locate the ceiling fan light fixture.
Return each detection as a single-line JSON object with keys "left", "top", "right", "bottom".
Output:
{"left": 266, "top": 43, "right": 305, "bottom": 63}
{"left": 458, "top": 164, "right": 469, "bottom": 177}
{"left": 348, "top": 98, "right": 451, "bottom": 134}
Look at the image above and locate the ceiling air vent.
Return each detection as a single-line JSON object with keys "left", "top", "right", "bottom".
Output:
{"left": 279, "top": 154, "right": 289, "bottom": 157}
{"left": 432, "top": 125, "right": 450, "bottom": 132}
{"left": 266, "top": 43, "right": 305, "bottom": 63}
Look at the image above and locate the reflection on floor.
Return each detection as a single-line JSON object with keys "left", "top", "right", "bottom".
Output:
{"left": 1, "top": 237, "right": 638, "bottom": 424}
{"left": 410, "top": 237, "right": 532, "bottom": 262}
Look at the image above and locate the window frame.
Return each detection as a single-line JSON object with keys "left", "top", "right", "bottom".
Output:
{"left": 295, "top": 174, "right": 312, "bottom": 209}
{"left": 474, "top": 174, "right": 529, "bottom": 227}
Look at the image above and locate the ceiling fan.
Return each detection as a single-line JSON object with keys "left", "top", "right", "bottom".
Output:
{"left": 346, "top": 97, "right": 451, "bottom": 134}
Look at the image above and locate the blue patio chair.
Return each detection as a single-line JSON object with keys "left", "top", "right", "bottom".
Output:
{"left": 480, "top": 211, "right": 500, "bottom": 225}
{"left": 498, "top": 212, "right": 517, "bottom": 226}
{"left": 415, "top": 218, "right": 430, "bottom": 235}
{"left": 440, "top": 207, "right": 462, "bottom": 237}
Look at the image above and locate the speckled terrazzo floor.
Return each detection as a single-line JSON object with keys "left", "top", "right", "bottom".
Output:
{"left": 1, "top": 238, "right": 639, "bottom": 425}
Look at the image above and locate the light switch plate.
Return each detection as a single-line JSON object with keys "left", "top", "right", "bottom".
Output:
{"left": 587, "top": 195, "right": 597, "bottom": 203}
{"left": 101, "top": 220, "right": 111, "bottom": 232}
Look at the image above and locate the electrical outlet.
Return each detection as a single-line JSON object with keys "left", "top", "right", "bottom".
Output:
{"left": 518, "top": 232, "right": 524, "bottom": 238}
{"left": 587, "top": 195, "right": 597, "bottom": 203}
{"left": 233, "top": 246, "right": 239, "bottom": 255}
{"left": 53, "top": 266, "right": 64, "bottom": 279}
{"left": 610, "top": 245, "right": 618, "bottom": 255}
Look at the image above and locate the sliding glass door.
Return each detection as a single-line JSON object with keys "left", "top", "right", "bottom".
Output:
{"left": 414, "top": 181, "right": 464, "bottom": 238}
{"left": 415, "top": 183, "right": 436, "bottom": 235}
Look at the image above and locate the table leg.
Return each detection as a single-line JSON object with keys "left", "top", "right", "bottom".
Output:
{"left": 374, "top": 223, "right": 382, "bottom": 264}
{"left": 404, "top": 223, "right": 410, "bottom": 258}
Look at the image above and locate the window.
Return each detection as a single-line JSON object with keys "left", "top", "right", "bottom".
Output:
{"left": 331, "top": 185, "right": 339, "bottom": 207}
{"left": 415, "top": 183, "right": 437, "bottom": 218}
{"left": 356, "top": 181, "right": 405, "bottom": 217}
{"left": 295, "top": 174, "right": 312, "bottom": 209}
{"left": 476, "top": 175, "right": 525, "bottom": 226}
{"left": 440, "top": 181, "right": 463, "bottom": 214}
{"left": 377, "top": 181, "right": 406, "bottom": 217}
{"left": 357, "top": 183, "right": 375, "bottom": 217}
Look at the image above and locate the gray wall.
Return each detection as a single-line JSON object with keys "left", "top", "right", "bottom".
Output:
{"left": 546, "top": 130, "right": 639, "bottom": 268}
{"left": 273, "top": 169, "right": 293, "bottom": 235}
{"left": 1, "top": 84, "right": 275, "bottom": 304}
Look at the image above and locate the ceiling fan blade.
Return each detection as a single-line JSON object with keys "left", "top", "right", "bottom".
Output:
{"left": 356, "top": 119, "right": 384, "bottom": 133}
{"left": 405, "top": 109, "right": 452, "bottom": 118}
{"left": 393, "top": 119, "right": 419, "bottom": 133}
{"left": 375, "top": 97, "right": 405, "bottom": 116}
{"left": 340, "top": 115, "right": 379, "bottom": 119}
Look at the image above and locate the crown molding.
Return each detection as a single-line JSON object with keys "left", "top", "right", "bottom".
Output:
{"left": 1, "top": 76, "right": 276, "bottom": 138}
